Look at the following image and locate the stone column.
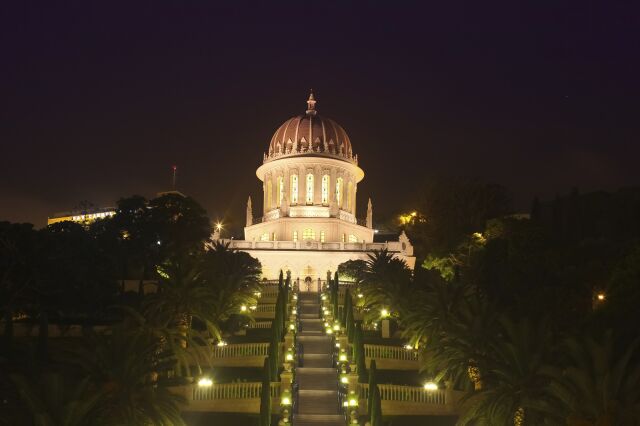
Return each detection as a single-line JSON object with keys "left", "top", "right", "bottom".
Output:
{"left": 445, "top": 380, "right": 454, "bottom": 410}
{"left": 353, "top": 183, "right": 357, "bottom": 216}
{"left": 263, "top": 180, "right": 267, "bottom": 215}
{"left": 330, "top": 167, "right": 337, "bottom": 213}
{"left": 381, "top": 319, "right": 391, "bottom": 338}
{"left": 314, "top": 166, "right": 322, "bottom": 206}
{"left": 284, "top": 167, "right": 290, "bottom": 213}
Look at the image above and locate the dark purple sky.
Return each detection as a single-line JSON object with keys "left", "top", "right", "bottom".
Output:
{"left": 1, "top": 2, "right": 639, "bottom": 233}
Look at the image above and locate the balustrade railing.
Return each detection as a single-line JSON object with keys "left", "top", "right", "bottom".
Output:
{"left": 259, "top": 286, "right": 279, "bottom": 299}
{"left": 193, "top": 382, "right": 280, "bottom": 400}
{"left": 212, "top": 343, "right": 270, "bottom": 358}
{"left": 364, "top": 344, "right": 418, "bottom": 361}
{"left": 358, "top": 384, "right": 446, "bottom": 405}
{"left": 247, "top": 321, "right": 272, "bottom": 329}
{"left": 254, "top": 304, "right": 276, "bottom": 313}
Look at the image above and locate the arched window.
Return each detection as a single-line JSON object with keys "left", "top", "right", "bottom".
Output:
{"left": 290, "top": 174, "right": 298, "bottom": 204}
{"left": 293, "top": 230, "right": 298, "bottom": 242}
{"left": 336, "top": 177, "right": 343, "bottom": 208}
{"left": 306, "top": 173, "right": 314, "bottom": 204}
{"left": 320, "top": 230, "right": 326, "bottom": 243}
{"left": 278, "top": 176, "right": 284, "bottom": 206}
{"left": 267, "top": 180, "right": 273, "bottom": 210}
{"left": 321, "top": 175, "right": 330, "bottom": 205}
{"left": 303, "top": 228, "right": 315, "bottom": 240}
{"left": 260, "top": 233, "right": 269, "bottom": 241}
{"left": 348, "top": 234, "right": 358, "bottom": 243}
{"left": 347, "top": 181, "right": 353, "bottom": 211}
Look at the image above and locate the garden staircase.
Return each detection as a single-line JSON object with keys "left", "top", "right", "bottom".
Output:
{"left": 293, "top": 292, "right": 344, "bottom": 426}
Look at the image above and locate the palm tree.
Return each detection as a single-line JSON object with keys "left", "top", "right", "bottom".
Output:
{"left": 399, "top": 273, "right": 469, "bottom": 349}
{"left": 199, "top": 242, "right": 261, "bottom": 337}
{"left": 419, "top": 295, "right": 501, "bottom": 390}
{"left": 546, "top": 332, "right": 640, "bottom": 425}
{"left": 64, "top": 321, "right": 187, "bottom": 426}
{"left": 8, "top": 373, "right": 104, "bottom": 426}
{"left": 143, "top": 253, "right": 219, "bottom": 343}
{"left": 358, "top": 249, "right": 412, "bottom": 323}
{"left": 0, "top": 222, "right": 38, "bottom": 358}
{"left": 457, "top": 318, "right": 559, "bottom": 426}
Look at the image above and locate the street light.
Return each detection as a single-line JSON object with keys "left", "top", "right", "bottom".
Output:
{"left": 424, "top": 382, "right": 438, "bottom": 391}
{"left": 198, "top": 377, "right": 213, "bottom": 387}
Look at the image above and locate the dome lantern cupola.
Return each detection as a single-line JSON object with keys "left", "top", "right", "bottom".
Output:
{"left": 306, "top": 89, "right": 317, "bottom": 116}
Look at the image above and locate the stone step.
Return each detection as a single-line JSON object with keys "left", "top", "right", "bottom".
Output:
{"left": 302, "top": 353, "right": 332, "bottom": 368}
{"left": 300, "top": 319, "right": 324, "bottom": 333}
{"left": 299, "top": 293, "right": 320, "bottom": 301}
{"left": 297, "top": 390, "right": 339, "bottom": 414}
{"left": 299, "top": 314, "right": 320, "bottom": 320}
{"left": 296, "top": 368, "right": 337, "bottom": 390}
{"left": 299, "top": 305, "right": 321, "bottom": 315}
{"left": 298, "top": 336, "right": 332, "bottom": 354}
{"left": 293, "top": 414, "right": 345, "bottom": 426}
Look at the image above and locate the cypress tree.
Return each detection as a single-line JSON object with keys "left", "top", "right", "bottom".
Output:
{"left": 370, "top": 383, "right": 382, "bottom": 426}
{"left": 2, "top": 310, "right": 13, "bottom": 357}
{"left": 367, "top": 359, "right": 377, "bottom": 415}
{"left": 347, "top": 309, "right": 355, "bottom": 343}
{"left": 342, "top": 289, "right": 351, "bottom": 325}
{"left": 332, "top": 274, "right": 339, "bottom": 319}
{"left": 268, "top": 332, "right": 279, "bottom": 380}
{"left": 37, "top": 312, "right": 48, "bottom": 364}
{"left": 273, "top": 292, "right": 282, "bottom": 342}
{"left": 259, "top": 357, "right": 272, "bottom": 426}
{"left": 353, "top": 323, "right": 367, "bottom": 382}
{"left": 341, "top": 289, "right": 353, "bottom": 335}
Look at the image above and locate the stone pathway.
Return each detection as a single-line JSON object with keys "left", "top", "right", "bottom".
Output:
{"left": 293, "top": 292, "right": 344, "bottom": 426}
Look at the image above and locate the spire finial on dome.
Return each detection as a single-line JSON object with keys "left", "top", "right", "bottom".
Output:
{"left": 306, "top": 89, "right": 317, "bottom": 116}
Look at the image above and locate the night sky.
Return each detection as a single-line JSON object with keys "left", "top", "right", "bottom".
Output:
{"left": 2, "top": 2, "right": 639, "bottom": 234}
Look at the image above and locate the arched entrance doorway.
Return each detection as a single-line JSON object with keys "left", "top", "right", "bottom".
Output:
{"left": 303, "top": 276, "right": 313, "bottom": 292}
{"left": 300, "top": 265, "right": 319, "bottom": 292}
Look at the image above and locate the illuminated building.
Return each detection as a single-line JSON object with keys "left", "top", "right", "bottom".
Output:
{"left": 47, "top": 207, "right": 116, "bottom": 226}
{"left": 218, "top": 92, "right": 415, "bottom": 287}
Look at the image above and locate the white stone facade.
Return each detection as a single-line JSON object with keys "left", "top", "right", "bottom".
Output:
{"left": 220, "top": 93, "right": 415, "bottom": 282}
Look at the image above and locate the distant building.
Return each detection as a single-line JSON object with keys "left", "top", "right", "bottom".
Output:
{"left": 216, "top": 92, "right": 415, "bottom": 287}
{"left": 47, "top": 207, "right": 116, "bottom": 226}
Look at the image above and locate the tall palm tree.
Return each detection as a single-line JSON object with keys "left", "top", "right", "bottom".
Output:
{"left": 547, "top": 332, "right": 640, "bottom": 425}
{"left": 399, "top": 273, "right": 469, "bottom": 349}
{"left": 457, "top": 318, "right": 559, "bottom": 426}
{"left": 143, "top": 253, "right": 219, "bottom": 342}
{"left": 199, "top": 242, "right": 261, "bottom": 337}
{"left": 8, "top": 373, "right": 104, "bottom": 426}
{"left": 64, "top": 321, "right": 187, "bottom": 426}
{"left": 359, "top": 249, "right": 412, "bottom": 322}
{"left": 419, "top": 295, "right": 501, "bottom": 390}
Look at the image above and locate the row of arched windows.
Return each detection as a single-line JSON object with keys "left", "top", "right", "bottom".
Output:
{"left": 293, "top": 229, "right": 326, "bottom": 242}
{"left": 259, "top": 230, "right": 359, "bottom": 243}
{"left": 265, "top": 173, "right": 355, "bottom": 210}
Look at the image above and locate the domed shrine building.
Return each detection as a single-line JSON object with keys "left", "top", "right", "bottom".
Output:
{"left": 220, "top": 93, "right": 415, "bottom": 289}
